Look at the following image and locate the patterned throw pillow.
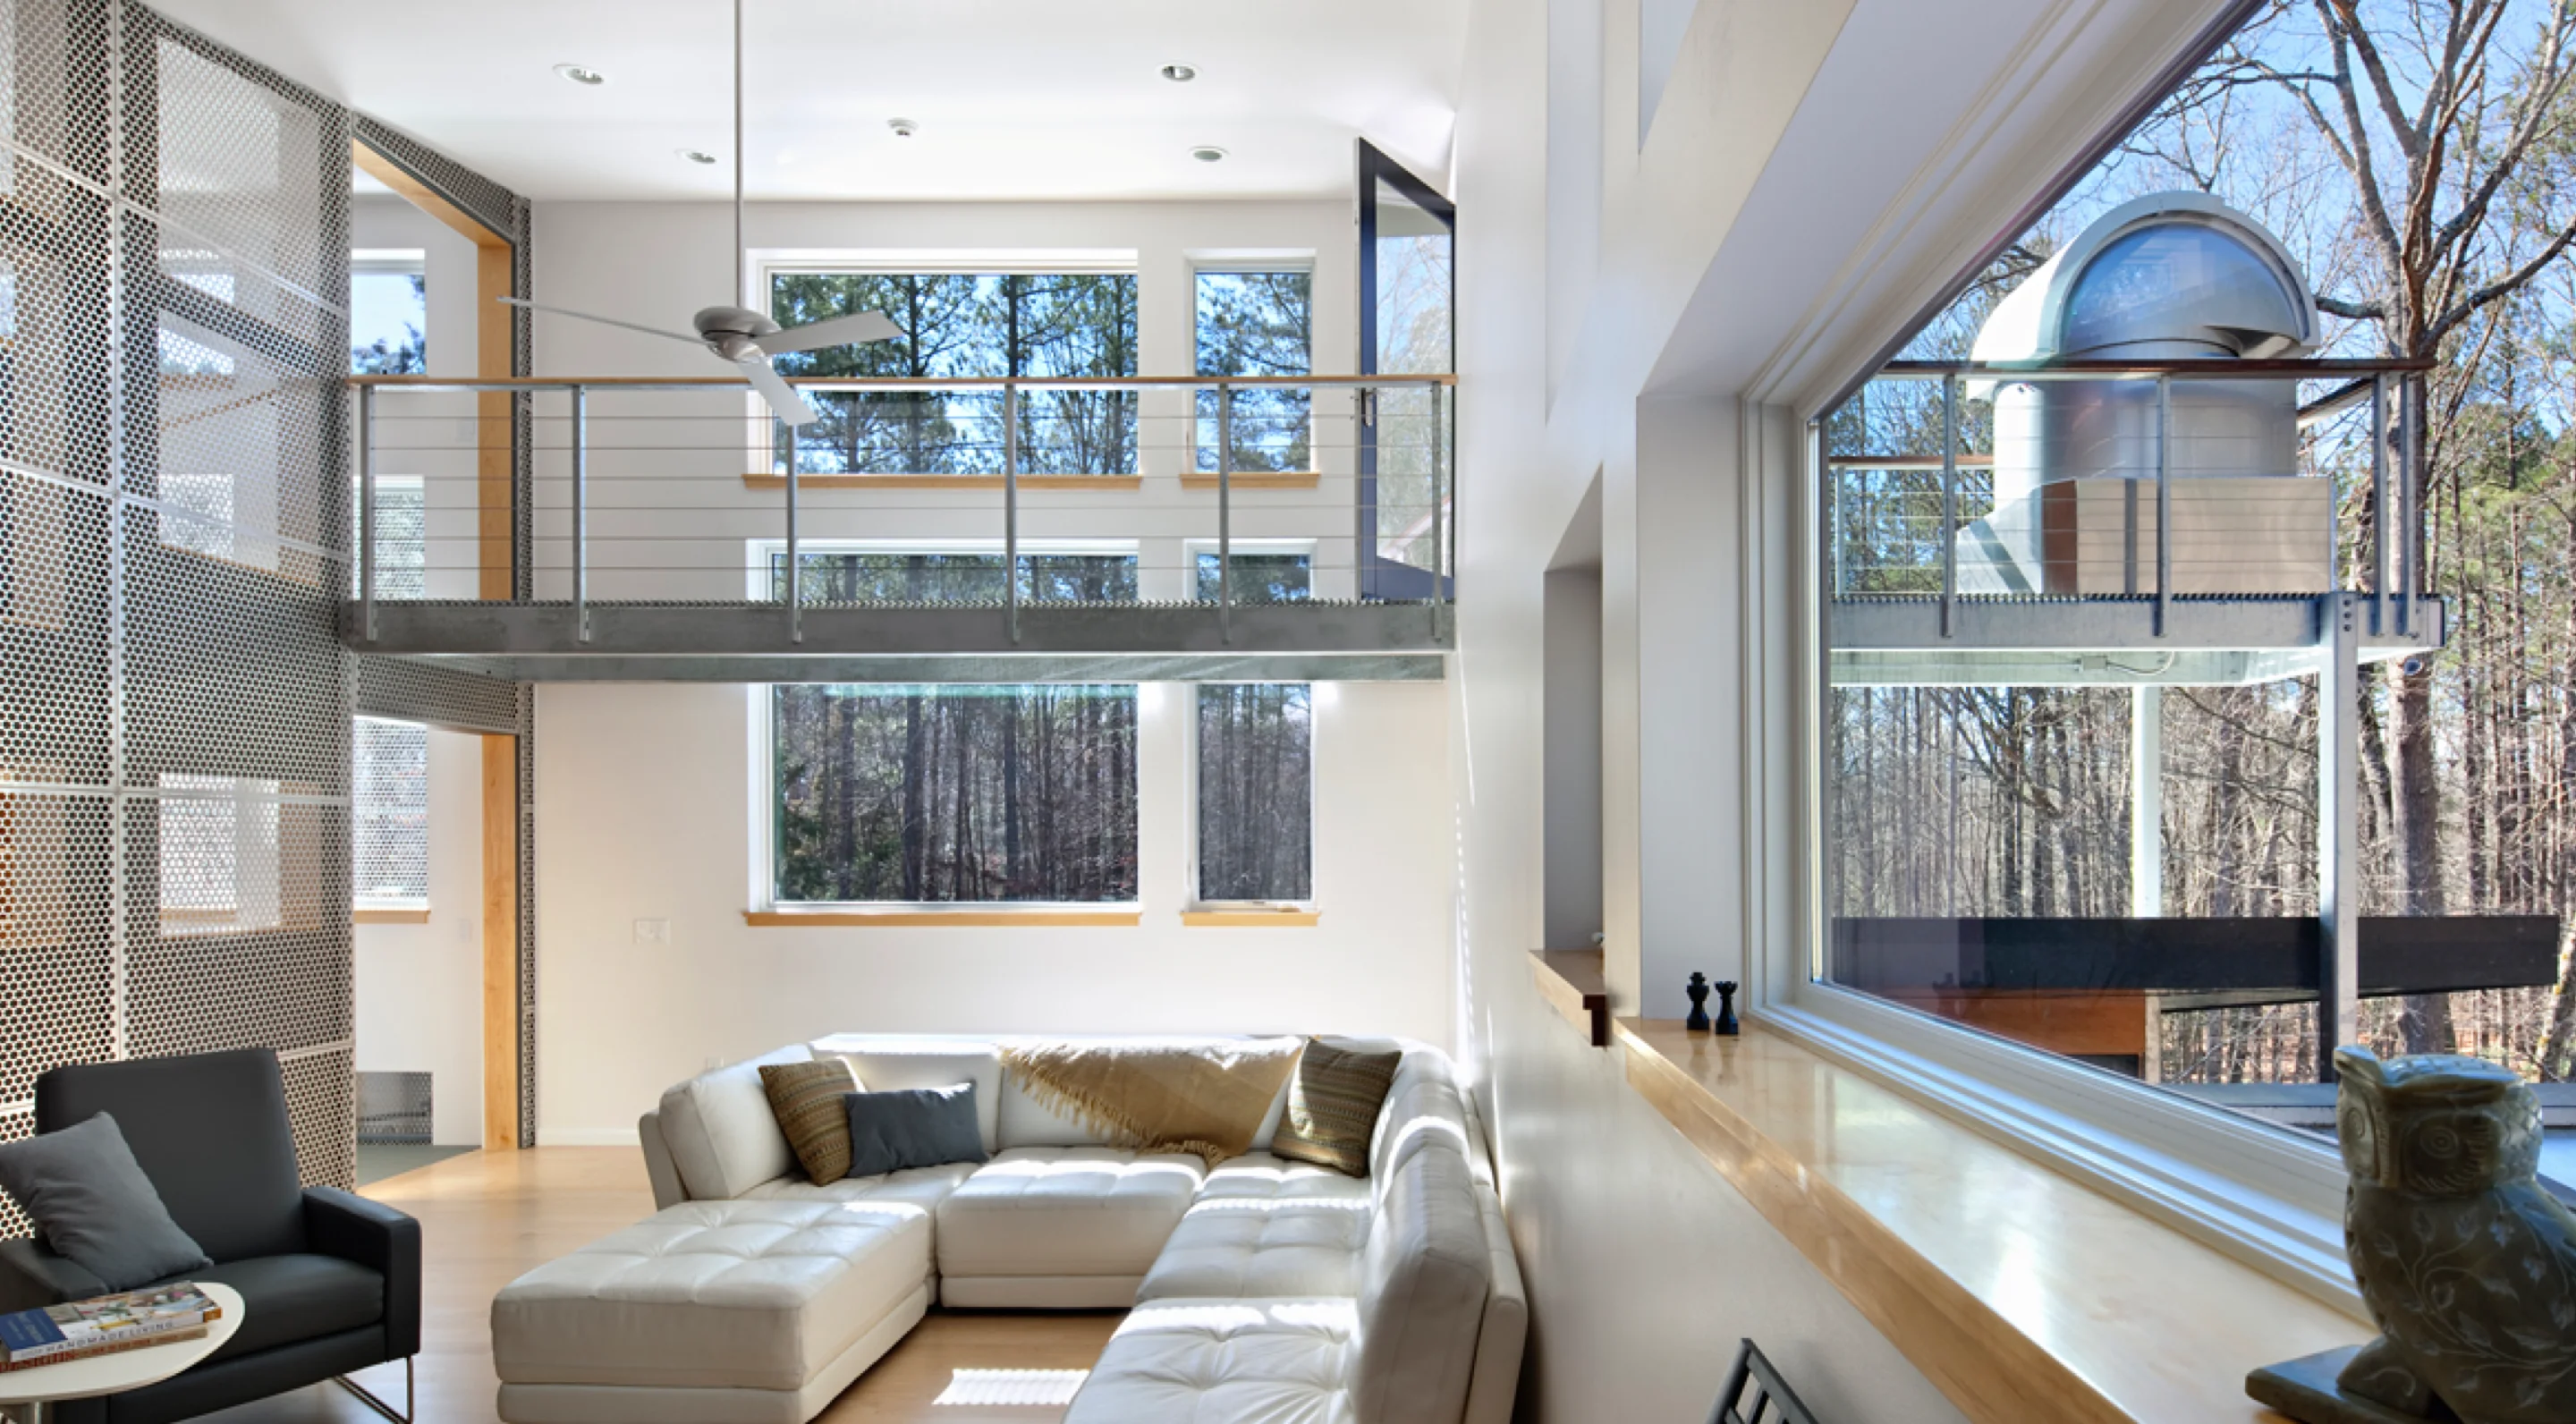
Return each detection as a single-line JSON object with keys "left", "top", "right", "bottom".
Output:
{"left": 1270, "top": 1039, "right": 1402, "bottom": 1176}
{"left": 759, "top": 1058, "right": 861, "bottom": 1185}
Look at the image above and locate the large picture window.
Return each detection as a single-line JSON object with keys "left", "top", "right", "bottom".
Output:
{"left": 1197, "top": 684, "right": 1312, "bottom": 903}
{"left": 772, "top": 684, "right": 1138, "bottom": 904}
{"left": 767, "top": 270, "right": 1138, "bottom": 478}
{"left": 1195, "top": 268, "right": 1312, "bottom": 473}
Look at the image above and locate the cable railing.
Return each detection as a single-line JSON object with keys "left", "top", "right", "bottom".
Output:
{"left": 1823, "top": 357, "right": 2435, "bottom": 640}
{"left": 346, "top": 372, "right": 1456, "bottom": 648}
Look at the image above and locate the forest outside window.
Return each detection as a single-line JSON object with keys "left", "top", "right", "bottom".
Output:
{"left": 1807, "top": 2, "right": 2576, "bottom": 1158}
{"left": 771, "top": 684, "right": 1139, "bottom": 906}
{"left": 765, "top": 544, "right": 1139, "bottom": 605}
{"left": 1190, "top": 543, "right": 1311, "bottom": 605}
{"left": 1196, "top": 684, "right": 1312, "bottom": 905}
{"left": 1196, "top": 268, "right": 1312, "bottom": 473}
{"left": 764, "top": 268, "right": 1138, "bottom": 479}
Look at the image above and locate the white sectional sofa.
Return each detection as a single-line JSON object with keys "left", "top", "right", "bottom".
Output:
{"left": 490, "top": 1035, "right": 1525, "bottom": 1424}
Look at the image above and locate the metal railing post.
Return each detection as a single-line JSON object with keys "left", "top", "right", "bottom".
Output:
{"left": 1355, "top": 387, "right": 1373, "bottom": 602}
{"left": 1429, "top": 382, "right": 1446, "bottom": 641}
{"left": 1217, "top": 382, "right": 1233, "bottom": 647}
{"left": 784, "top": 415, "right": 801, "bottom": 645}
{"left": 2370, "top": 374, "right": 2388, "bottom": 635}
{"left": 570, "top": 385, "right": 589, "bottom": 642}
{"left": 2155, "top": 374, "right": 2172, "bottom": 637}
{"left": 358, "top": 384, "right": 377, "bottom": 642}
{"left": 1938, "top": 373, "right": 1958, "bottom": 640}
{"left": 2400, "top": 374, "right": 2419, "bottom": 638}
{"left": 1004, "top": 383, "right": 1021, "bottom": 646}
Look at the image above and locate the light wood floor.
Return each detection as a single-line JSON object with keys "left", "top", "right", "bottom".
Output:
{"left": 191, "top": 1148, "right": 1124, "bottom": 1424}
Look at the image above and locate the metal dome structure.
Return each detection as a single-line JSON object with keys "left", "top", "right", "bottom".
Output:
{"left": 1958, "top": 193, "right": 2327, "bottom": 596}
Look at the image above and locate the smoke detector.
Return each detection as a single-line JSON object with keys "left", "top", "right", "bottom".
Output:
{"left": 887, "top": 118, "right": 919, "bottom": 139}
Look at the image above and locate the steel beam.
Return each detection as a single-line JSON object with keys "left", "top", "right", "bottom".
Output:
{"left": 348, "top": 600, "right": 1454, "bottom": 657}
{"left": 373, "top": 652, "right": 1446, "bottom": 683}
{"left": 1828, "top": 595, "right": 2445, "bottom": 654}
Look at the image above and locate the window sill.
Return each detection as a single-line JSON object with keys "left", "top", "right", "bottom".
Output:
{"left": 1180, "top": 909, "right": 1319, "bottom": 928}
{"left": 1614, "top": 1016, "right": 2362, "bottom": 1424}
{"left": 743, "top": 907, "right": 1142, "bottom": 928}
{"left": 355, "top": 908, "right": 430, "bottom": 926}
{"left": 741, "top": 473, "right": 1143, "bottom": 491}
{"left": 1527, "top": 948, "right": 1608, "bottom": 1046}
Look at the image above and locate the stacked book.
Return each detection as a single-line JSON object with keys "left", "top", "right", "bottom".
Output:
{"left": 0, "top": 1284, "right": 222, "bottom": 1372}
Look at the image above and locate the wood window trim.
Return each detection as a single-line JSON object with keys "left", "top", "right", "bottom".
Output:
{"left": 745, "top": 907, "right": 1143, "bottom": 928}
{"left": 355, "top": 907, "right": 430, "bottom": 926}
{"left": 1176, "top": 471, "right": 1322, "bottom": 490}
{"left": 1180, "top": 909, "right": 1320, "bottom": 928}
{"left": 1528, "top": 948, "right": 1609, "bottom": 1046}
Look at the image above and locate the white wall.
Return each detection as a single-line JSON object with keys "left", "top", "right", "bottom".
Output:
{"left": 354, "top": 725, "right": 485, "bottom": 1146}
{"left": 1449, "top": 0, "right": 2246, "bottom": 1419}
{"left": 531, "top": 678, "right": 1453, "bottom": 1143}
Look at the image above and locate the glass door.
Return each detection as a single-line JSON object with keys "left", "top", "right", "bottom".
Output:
{"left": 1358, "top": 140, "right": 1453, "bottom": 601}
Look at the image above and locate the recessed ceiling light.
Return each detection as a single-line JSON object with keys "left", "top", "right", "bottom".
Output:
{"left": 887, "top": 118, "right": 919, "bottom": 139}
{"left": 678, "top": 148, "right": 718, "bottom": 165}
{"left": 553, "top": 64, "right": 606, "bottom": 86}
{"left": 1191, "top": 146, "right": 1228, "bottom": 164}
{"left": 1161, "top": 63, "right": 1199, "bottom": 83}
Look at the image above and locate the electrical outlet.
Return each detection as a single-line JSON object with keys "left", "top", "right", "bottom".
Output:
{"left": 633, "top": 918, "right": 671, "bottom": 945}
{"left": 704, "top": 1055, "right": 724, "bottom": 1071}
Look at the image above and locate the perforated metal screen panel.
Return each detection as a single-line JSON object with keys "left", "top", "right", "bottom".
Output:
{"left": 0, "top": 1, "right": 538, "bottom": 1226}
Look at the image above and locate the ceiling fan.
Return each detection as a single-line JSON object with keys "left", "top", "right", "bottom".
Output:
{"left": 500, "top": 0, "right": 897, "bottom": 426}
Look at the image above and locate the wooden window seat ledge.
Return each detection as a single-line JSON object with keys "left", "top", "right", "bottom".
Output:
{"left": 1614, "top": 1017, "right": 2361, "bottom": 1424}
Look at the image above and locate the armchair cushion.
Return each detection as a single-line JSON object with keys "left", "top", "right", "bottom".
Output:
{"left": 0, "top": 1112, "right": 210, "bottom": 1290}
{"left": 37, "top": 1049, "right": 307, "bottom": 1262}
{"left": 175, "top": 1253, "right": 383, "bottom": 1362}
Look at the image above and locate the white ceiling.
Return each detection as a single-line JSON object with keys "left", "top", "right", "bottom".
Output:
{"left": 148, "top": 0, "right": 1467, "bottom": 203}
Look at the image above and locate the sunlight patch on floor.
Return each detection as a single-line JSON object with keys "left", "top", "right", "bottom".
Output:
{"left": 931, "top": 1369, "right": 1090, "bottom": 1407}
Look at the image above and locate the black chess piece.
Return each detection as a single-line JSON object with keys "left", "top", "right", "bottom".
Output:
{"left": 1684, "top": 972, "right": 1712, "bottom": 1032}
{"left": 1713, "top": 980, "right": 1740, "bottom": 1036}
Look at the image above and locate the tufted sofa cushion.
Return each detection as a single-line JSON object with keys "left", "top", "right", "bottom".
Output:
{"left": 808, "top": 1037, "right": 1004, "bottom": 1155}
{"left": 935, "top": 1148, "right": 1204, "bottom": 1287}
{"left": 1062, "top": 1299, "right": 1359, "bottom": 1424}
{"left": 491, "top": 1198, "right": 930, "bottom": 1393}
{"left": 1136, "top": 1153, "right": 1375, "bottom": 1302}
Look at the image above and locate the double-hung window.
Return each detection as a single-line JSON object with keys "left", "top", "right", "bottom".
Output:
{"left": 1195, "top": 268, "right": 1312, "bottom": 474}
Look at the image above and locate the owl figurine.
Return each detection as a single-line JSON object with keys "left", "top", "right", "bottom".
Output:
{"left": 2334, "top": 1045, "right": 2576, "bottom": 1422}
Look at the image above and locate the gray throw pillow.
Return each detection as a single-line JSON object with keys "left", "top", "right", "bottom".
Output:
{"left": 843, "top": 1084, "right": 987, "bottom": 1178}
{"left": 0, "top": 1112, "right": 211, "bottom": 1291}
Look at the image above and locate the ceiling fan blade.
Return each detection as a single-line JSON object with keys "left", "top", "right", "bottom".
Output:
{"left": 739, "top": 359, "right": 818, "bottom": 428}
{"left": 497, "top": 296, "right": 702, "bottom": 346}
{"left": 758, "top": 309, "right": 902, "bottom": 355}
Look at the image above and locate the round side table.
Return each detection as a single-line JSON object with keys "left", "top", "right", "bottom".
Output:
{"left": 0, "top": 1282, "right": 243, "bottom": 1424}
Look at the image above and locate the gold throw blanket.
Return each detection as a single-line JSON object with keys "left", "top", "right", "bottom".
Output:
{"left": 999, "top": 1037, "right": 1303, "bottom": 1166}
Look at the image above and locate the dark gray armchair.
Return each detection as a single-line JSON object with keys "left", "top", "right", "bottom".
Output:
{"left": 0, "top": 1048, "right": 419, "bottom": 1423}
